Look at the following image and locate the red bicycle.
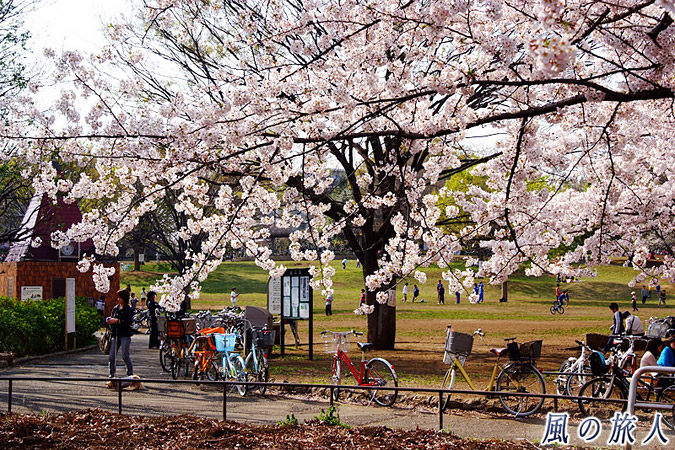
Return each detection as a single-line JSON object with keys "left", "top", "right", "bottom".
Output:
{"left": 321, "top": 329, "right": 398, "bottom": 407}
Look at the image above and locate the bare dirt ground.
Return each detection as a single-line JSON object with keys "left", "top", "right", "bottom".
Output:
{"left": 0, "top": 409, "right": 545, "bottom": 449}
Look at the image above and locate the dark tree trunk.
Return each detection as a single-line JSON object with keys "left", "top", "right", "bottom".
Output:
{"left": 363, "top": 249, "right": 396, "bottom": 350}
{"left": 133, "top": 248, "right": 141, "bottom": 271}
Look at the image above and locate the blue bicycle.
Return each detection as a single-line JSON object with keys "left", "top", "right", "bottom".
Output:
{"left": 214, "top": 332, "right": 247, "bottom": 396}
{"left": 243, "top": 323, "right": 275, "bottom": 395}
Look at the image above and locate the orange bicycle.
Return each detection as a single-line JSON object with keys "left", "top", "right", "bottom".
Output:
{"left": 321, "top": 329, "right": 398, "bottom": 407}
{"left": 192, "top": 327, "right": 224, "bottom": 381}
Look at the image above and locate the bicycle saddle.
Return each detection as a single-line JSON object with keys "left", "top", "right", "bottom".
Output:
{"left": 490, "top": 347, "right": 509, "bottom": 357}
{"left": 357, "top": 342, "right": 374, "bottom": 351}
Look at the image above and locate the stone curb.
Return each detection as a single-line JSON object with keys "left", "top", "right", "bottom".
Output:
{"left": 1, "top": 345, "right": 98, "bottom": 368}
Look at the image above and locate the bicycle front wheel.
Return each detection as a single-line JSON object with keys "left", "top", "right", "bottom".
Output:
{"left": 554, "top": 360, "right": 572, "bottom": 396}
{"left": 230, "top": 354, "right": 247, "bottom": 397}
{"left": 244, "top": 350, "right": 269, "bottom": 395}
{"left": 365, "top": 358, "right": 398, "bottom": 407}
{"left": 565, "top": 364, "right": 592, "bottom": 397}
{"left": 577, "top": 376, "right": 626, "bottom": 419}
{"left": 204, "top": 359, "right": 219, "bottom": 381}
{"left": 440, "top": 367, "right": 456, "bottom": 412}
{"left": 496, "top": 363, "right": 545, "bottom": 417}
{"left": 170, "top": 347, "right": 180, "bottom": 380}
{"left": 330, "top": 358, "right": 341, "bottom": 402}
{"left": 550, "top": 306, "right": 557, "bottom": 315}
{"left": 656, "top": 383, "right": 675, "bottom": 430}
{"left": 159, "top": 340, "right": 171, "bottom": 373}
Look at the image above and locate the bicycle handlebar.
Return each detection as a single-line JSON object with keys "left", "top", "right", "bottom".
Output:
{"left": 320, "top": 329, "right": 363, "bottom": 336}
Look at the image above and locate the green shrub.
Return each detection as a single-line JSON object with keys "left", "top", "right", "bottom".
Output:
{"left": 0, "top": 296, "right": 100, "bottom": 356}
{"left": 277, "top": 414, "right": 299, "bottom": 426}
{"left": 315, "top": 406, "right": 350, "bottom": 428}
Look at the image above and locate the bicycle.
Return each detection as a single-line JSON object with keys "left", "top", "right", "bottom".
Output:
{"left": 243, "top": 323, "right": 274, "bottom": 395}
{"left": 550, "top": 299, "right": 565, "bottom": 315}
{"left": 214, "top": 332, "right": 247, "bottom": 396}
{"left": 605, "top": 334, "right": 643, "bottom": 376}
{"left": 321, "top": 330, "right": 398, "bottom": 407}
{"left": 577, "top": 350, "right": 674, "bottom": 422}
{"left": 192, "top": 327, "right": 225, "bottom": 382}
{"left": 440, "top": 324, "right": 546, "bottom": 417}
{"left": 554, "top": 339, "right": 592, "bottom": 396}
{"left": 161, "top": 318, "right": 196, "bottom": 380}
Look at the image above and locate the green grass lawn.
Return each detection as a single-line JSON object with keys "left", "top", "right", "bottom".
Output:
{"left": 121, "top": 258, "right": 672, "bottom": 343}
{"left": 123, "top": 259, "right": 661, "bottom": 313}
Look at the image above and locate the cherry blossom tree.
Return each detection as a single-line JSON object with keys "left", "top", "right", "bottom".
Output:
{"left": 4, "top": 0, "right": 675, "bottom": 348}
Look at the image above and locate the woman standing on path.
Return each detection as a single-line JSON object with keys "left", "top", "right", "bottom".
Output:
{"left": 106, "top": 289, "right": 134, "bottom": 378}
{"left": 147, "top": 291, "right": 160, "bottom": 349}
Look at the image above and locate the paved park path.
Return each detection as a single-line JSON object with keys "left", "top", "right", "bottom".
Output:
{"left": 0, "top": 336, "right": 669, "bottom": 448}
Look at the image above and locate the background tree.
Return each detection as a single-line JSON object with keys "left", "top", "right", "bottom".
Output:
{"left": 0, "top": 0, "right": 35, "bottom": 251}
{"left": 7, "top": 0, "right": 675, "bottom": 348}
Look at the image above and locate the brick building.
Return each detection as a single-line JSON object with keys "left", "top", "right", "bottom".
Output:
{"left": 0, "top": 194, "right": 120, "bottom": 315}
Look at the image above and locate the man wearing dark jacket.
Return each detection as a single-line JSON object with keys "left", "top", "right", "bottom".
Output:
{"left": 107, "top": 289, "right": 134, "bottom": 377}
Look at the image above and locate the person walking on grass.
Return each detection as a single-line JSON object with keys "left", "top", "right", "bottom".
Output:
{"left": 659, "top": 289, "right": 667, "bottom": 307}
{"left": 325, "top": 291, "right": 333, "bottom": 316}
{"left": 437, "top": 280, "right": 445, "bottom": 304}
{"left": 230, "top": 288, "right": 240, "bottom": 307}
{"left": 631, "top": 291, "right": 638, "bottom": 312}
{"left": 413, "top": 284, "right": 419, "bottom": 302}
{"left": 402, "top": 282, "right": 408, "bottom": 302}
{"left": 360, "top": 289, "right": 366, "bottom": 307}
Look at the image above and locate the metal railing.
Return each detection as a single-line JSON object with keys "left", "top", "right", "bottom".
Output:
{"left": 0, "top": 375, "right": 633, "bottom": 431}
{"left": 626, "top": 366, "right": 675, "bottom": 450}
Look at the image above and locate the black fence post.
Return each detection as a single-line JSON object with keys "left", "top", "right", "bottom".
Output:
{"left": 8, "top": 379, "right": 12, "bottom": 413}
{"left": 117, "top": 380, "right": 123, "bottom": 415}
{"left": 438, "top": 391, "right": 443, "bottom": 430}
{"left": 329, "top": 387, "right": 334, "bottom": 407}
{"left": 222, "top": 384, "right": 227, "bottom": 421}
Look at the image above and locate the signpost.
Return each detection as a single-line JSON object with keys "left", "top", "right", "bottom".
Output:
{"left": 268, "top": 268, "right": 313, "bottom": 360}
{"left": 65, "top": 278, "right": 76, "bottom": 349}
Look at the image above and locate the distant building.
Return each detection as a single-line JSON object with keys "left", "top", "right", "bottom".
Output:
{"left": 0, "top": 193, "right": 119, "bottom": 315}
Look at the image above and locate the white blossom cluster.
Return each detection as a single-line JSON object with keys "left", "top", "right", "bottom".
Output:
{"left": 3, "top": 1, "right": 675, "bottom": 311}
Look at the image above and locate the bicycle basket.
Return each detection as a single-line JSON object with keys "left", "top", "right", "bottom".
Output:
{"left": 647, "top": 319, "right": 671, "bottom": 338}
{"left": 445, "top": 331, "right": 474, "bottom": 357}
{"left": 590, "top": 350, "right": 609, "bottom": 376}
{"left": 252, "top": 329, "right": 275, "bottom": 348}
{"left": 322, "top": 333, "right": 350, "bottom": 354}
{"left": 166, "top": 320, "right": 185, "bottom": 339}
{"left": 214, "top": 333, "right": 237, "bottom": 352}
{"left": 519, "top": 340, "right": 542, "bottom": 360}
